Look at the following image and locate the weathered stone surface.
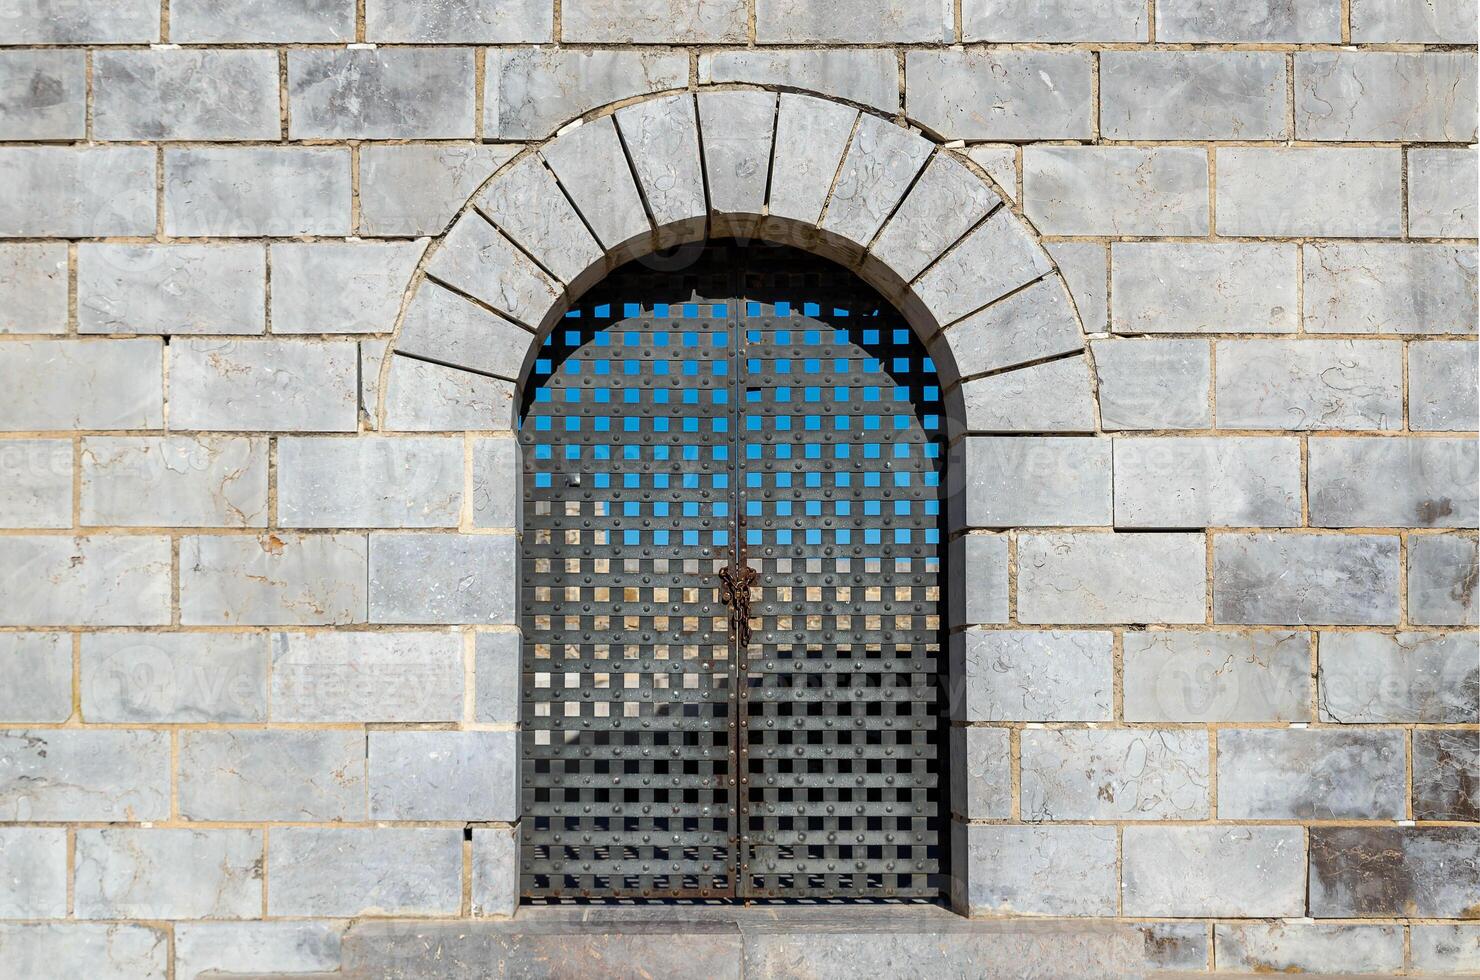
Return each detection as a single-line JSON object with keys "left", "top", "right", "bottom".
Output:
{"left": 1123, "top": 629, "right": 1311, "bottom": 723}
{"left": 964, "top": 436, "right": 1110, "bottom": 527}
{"left": 1113, "top": 436, "right": 1302, "bottom": 529}
{"left": 768, "top": 94, "right": 857, "bottom": 226}
{"left": 270, "top": 241, "right": 426, "bottom": 335}
{"left": 1409, "top": 533, "right": 1478, "bottom": 626}
{"left": 1352, "top": 0, "right": 1478, "bottom": 39}
{"left": 397, "top": 282, "right": 533, "bottom": 380}
{"left": 81, "top": 633, "right": 269, "bottom": 723}
{"left": 960, "top": 825, "right": 1117, "bottom": 916}
{"left": 1022, "top": 729, "right": 1209, "bottom": 821}
{"left": 79, "top": 243, "right": 265, "bottom": 336}
{"left": 700, "top": 49, "right": 898, "bottom": 113}
{"left": 564, "top": 0, "right": 744, "bottom": 40}
{"left": 1215, "top": 923, "right": 1403, "bottom": 976}
{"left": 471, "top": 827, "right": 517, "bottom": 917}
{"left": 0, "top": 633, "right": 72, "bottom": 722}
{"left": 1215, "top": 339, "right": 1402, "bottom": 431}
{"left": 541, "top": 116, "right": 651, "bottom": 251}
{"left": 1111, "top": 242, "right": 1297, "bottom": 333}
{"left": 906, "top": 50, "right": 1092, "bottom": 140}
{"left": 1044, "top": 242, "right": 1103, "bottom": 332}
{"left": 1122, "top": 826, "right": 1305, "bottom": 917}
{"left": 477, "top": 157, "right": 602, "bottom": 286}
{"left": 370, "top": 730, "right": 516, "bottom": 821}
{"left": 1310, "top": 437, "right": 1477, "bottom": 528}
{"left": 4, "top": 0, "right": 160, "bottom": 41}
{"left": 951, "top": 726, "right": 1009, "bottom": 819}
{"left": 1216, "top": 533, "right": 1401, "bottom": 626}
{"left": 1303, "top": 243, "right": 1477, "bottom": 335}
{"left": 0, "top": 923, "right": 167, "bottom": 980}
{"left": 75, "top": 828, "right": 262, "bottom": 920}
{"left": 361, "top": 338, "right": 390, "bottom": 425}
{"left": 961, "top": 358, "right": 1098, "bottom": 435}
{"left": 370, "top": 532, "right": 515, "bottom": 625}
{"left": 614, "top": 95, "right": 707, "bottom": 233}
{"left": 484, "top": 49, "right": 687, "bottom": 140}
{"left": 0, "top": 729, "right": 169, "bottom": 821}
{"left": 179, "top": 729, "right": 366, "bottom": 822}
{"left": 270, "top": 631, "right": 464, "bottom": 723}
{"left": 1297, "top": 52, "right": 1477, "bottom": 142}
{"left": 1218, "top": 147, "right": 1402, "bottom": 238}
{"left": 359, "top": 144, "right": 519, "bottom": 237}
{"left": 1102, "top": 51, "right": 1286, "bottom": 140}
{"left": 963, "top": 0, "right": 1145, "bottom": 40}
{"left": 1091, "top": 338, "right": 1211, "bottom": 431}
{"left": 180, "top": 533, "right": 368, "bottom": 626}
{"left": 1318, "top": 631, "right": 1477, "bottom": 723}
{"left": 937, "top": 276, "right": 1080, "bottom": 381}
{"left": 1410, "top": 146, "right": 1479, "bottom": 237}
{"left": 0, "top": 50, "right": 84, "bottom": 140}
{"left": 947, "top": 535, "right": 1008, "bottom": 626}
{"left": 1414, "top": 729, "right": 1480, "bottom": 821}
{"left": 966, "top": 145, "right": 1018, "bottom": 202}
{"left": 382, "top": 356, "right": 516, "bottom": 432}
{"left": 94, "top": 49, "right": 278, "bottom": 141}
{"left": 0, "top": 146, "right": 155, "bottom": 237}
{"left": 81, "top": 436, "right": 268, "bottom": 528}
{"left": 0, "top": 438, "right": 71, "bottom": 528}
{"left": 1157, "top": 0, "right": 1341, "bottom": 40}
{"left": 1017, "top": 532, "right": 1206, "bottom": 625}
{"left": 288, "top": 48, "right": 475, "bottom": 139}
{"left": 0, "top": 536, "right": 170, "bottom": 627}
{"left": 1309, "top": 827, "right": 1480, "bottom": 918}
{"left": 268, "top": 828, "right": 462, "bottom": 917}
{"left": 175, "top": 922, "right": 346, "bottom": 980}
{"left": 756, "top": 0, "right": 949, "bottom": 42}
{"left": 170, "top": 339, "right": 358, "bottom": 432}
{"left": 426, "top": 214, "right": 560, "bottom": 329}
{"left": 0, "top": 827, "right": 66, "bottom": 917}
{"left": 472, "top": 437, "right": 519, "bottom": 529}
{"left": 1023, "top": 146, "right": 1208, "bottom": 236}
{"left": 915, "top": 207, "right": 1054, "bottom": 326}
{"left": 366, "top": 0, "right": 552, "bottom": 41}
{"left": 952, "top": 629, "right": 1113, "bottom": 722}
{"left": 874, "top": 154, "right": 1000, "bottom": 283}
{"left": 171, "top": 0, "right": 353, "bottom": 41}
{"left": 1218, "top": 728, "right": 1405, "bottom": 819}
{"left": 820, "top": 114, "right": 933, "bottom": 249}
{"left": 698, "top": 90, "right": 777, "bottom": 227}
{"left": 1412, "top": 924, "right": 1480, "bottom": 975}
{"left": 165, "top": 147, "right": 351, "bottom": 237}
{"left": 474, "top": 631, "right": 519, "bottom": 723}
{"left": 279, "top": 436, "right": 462, "bottom": 529}
{"left": 0, "top": 243, "right": 67, "bottom": 333}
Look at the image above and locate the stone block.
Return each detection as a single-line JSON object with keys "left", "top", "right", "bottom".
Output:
{"left": 1215, "top": 339, "right": 1402, "bottom": 431}
{"left": 1409, "top": 533, "right": 1478, "bottom": 626}
{"left": 820, "top": 113, "right": 933, "bottom": 250}
{"left": 1102, "top": 51, "right": 1286, "bottom": 140}
{"left": 81, "top": 436, "right": 269, "bottom": 528}
{"left": 170, "top": 339, "right": 358, "bottom": 432}
{"left": 1297, "top": 52, "right": 1477, "bottom": 142}
{"left": 0, "top": 729, "right": 169, "bottom": 821}
{"left": 0, "top": 243, "right": 67, "bottom": 333}
{"left": 175, "top": 922, "right": 346, "bottom": 980}
{"left": 165, "top": 147, "right": 351, "bottom": 237}
{"left": 951, "top": 629, "right": 1113, "bottom": 722}
{"left": 1310, "top": 436, "right": 1477, "bottom": 528}
{"left": 963, "top": 0, "right": 1145, "bottom": 40}
{"left": 948, "top": 534, "right": 1009, "bottom": 625}
{"left": 768, "top": 93, "right": 857, "bottom": 227}
{"left": 1156, "top": 0, "right": 1340, "bottom": 40}
{"left": 476, "top": 157, "right": 602, "bottom": 286}
{"left": 1123, "top": 629, "right": 1311, "bottom": 723}
{"left": 699, "top": 90, "right": 776, "bottom": 230}
{"left": 0, "top": 924, "right": 167, "bottom": 980}
{"left": 1111, "top": 242, "right": 1297, "bottom": 334}
{"left": 1044, "top": 243, "right": 1103, "bottom": 332}
{"left": 951, "top": 726, "right": 1010, "bottom": 819}
{"left": 180, "top": 533, "right": 367, "bottom": 626}
{"left": 905, "top": 50, "right": 1092, "bottom": 140}
{"left": 270, "top": 241, "right": 425, "bottom": 334}
{"left": 370, "top": 532, "right": 515, "bottom": 625}
{"left": 1309, "top": 827, "right": 1480, "bottom": 918}
{"left": 960, "top": 357, "right": 1098, "bottom": 436}
{"left": 270, "top": 630, "right": 465, "bottom": 723}
{"left": 369, "top": 730, "right": 517, "bottom": 821}
{"left": 278, "top": 436, "right": 462, "bottom": 529}
{"left": 81, "top": 632, "right": 269, "bottom": 723}
{"left": 1412, "top": 925, "right": 1480, "bottom": 975}
{"left": 966, "top": 145, "right": 1017, "bottom": 203}
{"left": 485, "top": 49, "right": 687, "bottom": 140}
{"left": 75, "top": 828, "right": 261, "bottom": 920}
{"left": 475, "top": 631, "right": 519, "bottom": 724}
{"left": 1023, "top": 729, "right": 1209, "bottom": 821}
{"left": 1410, "top": 147, "right": 1478, "bottom": 237}
{"left": 171, "top": 0, "right": 354, "bottom": 41}
{"left": 0, "top": 50, "right": 84, "bottom": 140}
{"left": 1353, "top": 0, "right": 1478, "bottom": 39}
{"left": 1303, "top": 243, "right": 1477, "bottom": 335}
{"left": 0, "top": 340, "right": 163, "bottom": 431}
{"left": 382, "top": 355, "right": 516, "bottom": 431}
{"left": 0, "top": 634, "right": 72, "bottom": 722}
{"left": 0, "top": 439, "right": 71, "bottom": 528}
{"left": 288, "top": 48, "right": 475, "bottom": 139}
{"left": 1218, "top": 728, "right": 1405, "bottom": 819}
{"left": 0, "top": 827, "right": 66, "bottom": 918}
{"left": 179, "top": 729, "right": 366, "bottom": 822}
{"left": 0, "top": 146, "right": 155, "bottom": 237}
{"left": 959, "top": 824, "right": 1117, "bottom": 916}
{"left": 1215, "top": 923, "right": 1402, "bottom": 976}
{"left": 268, "top": 828, "right": 462, "bottom": 917}
{"left": 938, "top": 276, "right": 1081, "bottom": 381}
{"left": 361, "top": 338, "right": 390, "bottom": 425}
{"left": 541, "top": 116, "right": 651, "bottom": 252}
{"left": 1113, "top": 436, "right": 1302, "bottom": 529}
{"left": 564, "top": 0, "right": 745, "bottom": 41}
{"left": 1017, "top": 532, "right": 1206, "bottom": 625}
{"left": 472, "top": 827, "right": 517, "bottom": 917}
{"left": 472, "top": 437, "right": 519, "bottom": 529}
{"left": 963, "top": 436, "right": 1110, "bottom": 527}
{"left": 614, "top": 95, "right": 707, "bottom": 235}
{"left": 1023, "top": 146, "right": 1208, "bottom": 236}
{"left": 1216, "top": 533, "right": 1402, "bottom": 626}
{"left": 94, "top": 49, "right": 278, "bottom": 140}
{"left": 915, "top": 207, "right": 1053, "bottom": 326}
{"left": 1318, "top": 631, "right": 1477, "bottom": 723}
{"left": 3, "top": 0, "right": 159, "bottom": 41}
{"left": 359, "top": 144, "right": 518, "bottom": 237}
{"left": 426, "top": 214, "right": 560, "bottom": 330}
{"left": 79, "top": 243, "right": 266, "bottom": 335}
{"left": 366, "top": 0, "right": 552, "bottom": 41}
{"left": 873, "top": 154, "right": 1000, "bottom": 283}
{"left": 1414, "top": 729, "right": 1479, "bottom": 821}
{"left": 1217, "top": 147, "right": 1401, "bottom": 238}
{"left": 756, "top": 0, "right": 948, "bottom": 41}
{"left": 1091, "top": 339, "right": 1211, "bottom": 431}
{"left": 0, "top": 536, "right": 170, "bottom": 627}
{"left": 396, "top": 282, "right": 533, "bottom": 380}
{"left": 700, "top": 49, "right": 898, "bottom": 113}
{"left": 1122, "top": 826, "right": 1305, "bottom": 917}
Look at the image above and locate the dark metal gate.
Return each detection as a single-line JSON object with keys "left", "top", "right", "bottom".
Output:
{"left": 518, "top": 243, "right": 947, "bottom": 901}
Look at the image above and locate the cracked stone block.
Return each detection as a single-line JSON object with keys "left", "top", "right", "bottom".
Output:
{"left": 946, "top": 535, "right": 1008, "bottom": 626}
{"left": 873, "top": 154, "right": 1000, "bottom": 284}
{"left": 0, "top": 634, "right": 71, "bottom": 723}
{"left": 1017, "top": 532, "right": 1206, "bottom": 625}
{"left": 1215, "top": 339, "right": 1402, "bottom": 431}
{"left": 915, "top": 207, "right": 1054, "bottom": 326}
{"left": 906, "top": 50, "right": 1092, "bottom": 140}
{"left": 1123, "top": 630, "right": 1311, "bottom": 723}
{"left": 175, "top": 922, "right": 346, "bottom": 980}
{"left": 1218, "top": 729, "right": 1405, "bottom": 819}
{"left": 1409, "top": 533, "right": 1478, "bottom": 626}
{"left": 94, "top": 49, "right": 278, "bottom": 141}
{"left": 370, "top": 532, "right": 515, "bottom": 625}
{"left": 1022, "top": 729, "right": 1209, "bottom": 821}
{"left": 820, "top": 114, "right": 933, "bottom": 250}
{"left": 80, "top": 633, "right": 269, "bottom": 723}
{"left": 472, "top": 827, "right": 518, "bottom": 917}
{"left": 1214, "top": 533, "right": 1400, "bottom": 626}
{"left": 0, "top": 536, "right": 170, "bottom": 627}
{"left": 382, "top": 355, "right": 515, "bottom": 432}
{"left": 270, "top": 241, "right": 426, "bottom": 335}
{"left": 1091, "top": 339, "right": 1211, "bottom": 432}
{"left": 169, "top": 339, "right": 358, "bottom": 432}
{"left": 950, "top": 726, "right": 1009, "bottom": 819}
{"left": 1310, "top": 437, "right": 1477, "bottom": 528}
{"left": 1309, "top": 827, "right": 1480, "bottom": 918}
{"left": 964, "top": 0, "right": 1146, "bottom": 40}
{"left": 370, "top": 730, "right": 517, "bottom": 821}
{"left": 936, "top": 277, "right": 1080, "bottom": 383}
{"left": 1410, "top": 147, "right": 1479, "bottom": 237}
{"left": 0, "top": 146, "right": 155, "bottom": 237}
{"left": 268, "top": 828, "right": 462, "bottom": 917}
{"left": 270, "top": 631, "right": 464, "bottom": 723}
{"left": 1352, "top": 0, "right": 1479, "bottom": 39}
{"left": 950, "top": 629, "right": 1113, "bottom": 722}
{"left": 79, "top": 243, "right": 266, "bottom": 336}
{"left": 396, "top": 281, "right": 534, "bottom": 380}
{"left": 476, "top": 156, "right": 603, "bottom": 286}
{"left": 427, "top": 213, "right": 561, "bottom": 329}
{"left": 288, "top": 48, "right": 475, "bottom": 139}
{"left": 1215, "top": 923, "right": 1402, "bottom": 976}
{"left": 0, "top": 50, "right": 84, "bottom": 140}
{"left": 615, "top": 95, "right": 707, "bottom": 235}
{"left": 1111, "top": 242, "right": 1297, "bottom": 334}
{"left": 279, "top": 436, "right": 462, "bottom": 529}
{"left": 472, "top": 437, "right": 519, "bottom": 530}
{"left": 1414, "top": 729, "right": 1479, "bottom": 821}
{"left": 963, "top": 436, "right": 1110, "bottom": 527}
{"left": 484, "top": 48, "right": 686, "bottom": 140}
{"left": 757, "top": 0, "right": 950, "bottom": 43}
{"left": 1123, "top": 826, "right": 1305, "bottom": 917}
{"left": 959, "top": 824, "right": 1117, "bottom": 916}
{"left": 767, "top": 93, "right": 858, "bottom": 227}
{"left": 475, "top": 631, "right": 519, "bottom": 723}
{"left": 699, "top": 90, "right": 777, "bottom": 231}
{"left": 171, "top": 0, "right": 352, "bottom": 41}
{"left": 1412, "top": 925, "right": 1480, "bottom": 975}
{"left": 541, "top": 116, "right": 651, "bottom": 253}
{"left": 0, "top": 827, "right": 66, "bottom": 919}
{"left": 1217, "top": 147, "right": 1402, "bottom": 238}
{"left": 164, "top": 147, "right": 351, "bottom": 237}
{"left": 1024, "top": 146, "right": 1208, "bottom": 237}
{"left": 366, "top": 0, "right": 552, "bottom": 41}
{"left": 1113, "top": 436, "right": 1302, "bottom": 529}
{"left": 179, "top": 729, "right": 367, "bottom": 822}
{"left": 700, "top": 49, "right": 898, "bottom": 113}
{"left": 1101, "top": 51, "right": 1286, "bottom": 140}
{"left": 1157, "top": 0, "right": 1340, "bottom": 40}
{"left": 0, "top": 924, "right": 167, "bottom": 980}
{"left": 81, "top": 436, "right": 269, "bottom": 528}
{"left": 75, "top": 828, "right": 261, "bottom": 920}
{"left": 1297, "top": 52, "right": 1477, "bottom": 142}
{"left": 0, "top": 243, "right": 67, "bottom": 333}
{"left": 359, "top": 144, "right": 518, "bottom": 237}
{"left": 180, "top": 533, "right": 368, "bottom": 627}
{"left": 1303, "top": 242, "right": 1477, "bottom": 335}
{"left": 4, "top": 0, "right": 159, "bottom": 42}
{"left": 1318, "top": 631, "right": 1477, "bottom": 723}
{"left": 565, "top": 0, "right": 746, "bottom": 41}
{"left": 0, "top": 729, "right": 169, "bottom": 821}
{"left": 0, "top": 439, "right": 71, "bottom": 528}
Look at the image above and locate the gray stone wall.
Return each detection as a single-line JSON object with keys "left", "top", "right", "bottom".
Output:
{"left": 0, "top": 0, "right": 1476, "bottom": 977}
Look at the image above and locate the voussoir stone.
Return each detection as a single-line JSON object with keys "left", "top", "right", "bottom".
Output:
{"left": 873, "top": 153, "right": 1001, "bottom": 284}
{"left": 382, "top": 355, "right": 516, "bottom": 432}
{"left": 936, "top": 276, "right": 1080, "bottom": 382}
{"left": 477, "top": 156, "right": 602, "bottom": 286}
{"left": 427, "top": 212, "right": 561, "bottom": 329}
{"left": 540, "top": 116, "right": 651, "bottom": 254}
{"left": 915, "top": 207, "right": 1054, "bottom": 327}
{"left": 768, "top": 94, "right": 858, "bottom": 227}
{"left": 959, "top": 357, "right": 1097, "bottom": 434}
{"left": 396, "top": 281, "right": 534, "bottom": 380}
{"left": 821, "top": 114, "right": 933, "bottom": 250}
{"left": 698, "top": 90, "right": 777, "bottom": 228}
{"left": 615, "top": 95, "right": 707, "bottom": 235}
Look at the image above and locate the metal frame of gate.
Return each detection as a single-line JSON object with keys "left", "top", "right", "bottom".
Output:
{"left": 517, "top": 242, "right": 948, "bottom": 901}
